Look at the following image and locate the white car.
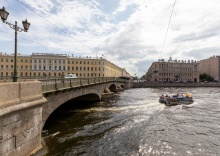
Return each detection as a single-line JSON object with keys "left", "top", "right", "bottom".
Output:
{"left": 65, "top": 74, "right": 77, "bottom": 78}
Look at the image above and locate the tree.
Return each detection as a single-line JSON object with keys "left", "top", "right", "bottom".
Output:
{"left": 199, "top": 73, "right": 214, "bottom": 82}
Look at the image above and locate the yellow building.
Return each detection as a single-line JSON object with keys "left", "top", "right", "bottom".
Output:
{"left": 0, "top": 52, "right": 130, "bottom": 79}
{"left": 146, "top": 57, "right": 199, "bottom": 82}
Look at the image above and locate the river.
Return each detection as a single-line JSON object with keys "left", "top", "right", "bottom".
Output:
{"left": 42, "top": 87, "right": 220, "bottom": 156}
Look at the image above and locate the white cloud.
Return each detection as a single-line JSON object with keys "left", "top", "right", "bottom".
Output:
{"left": 1, "top": 0, "right": 220, "bottom": 77}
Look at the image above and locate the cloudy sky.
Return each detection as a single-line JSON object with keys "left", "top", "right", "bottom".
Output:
{"left": 1, "top": 0, "right": 220, "bottom": 77}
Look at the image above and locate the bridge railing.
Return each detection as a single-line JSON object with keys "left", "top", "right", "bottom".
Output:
{"left": 40, "top": 77, "right": 127, "bottom": 93}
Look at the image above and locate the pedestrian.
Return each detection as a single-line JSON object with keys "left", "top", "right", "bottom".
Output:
{"left": 61, "top": 72, "right": 65, "bottom": 83}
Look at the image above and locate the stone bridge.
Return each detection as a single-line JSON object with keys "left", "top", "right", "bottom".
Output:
{"left": 0, "top": 78, "right": 131, "bottom": 156}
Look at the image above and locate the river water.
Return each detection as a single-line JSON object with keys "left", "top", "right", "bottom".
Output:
{"left": 42, "top": 87, "right": 220, "bottom": 156}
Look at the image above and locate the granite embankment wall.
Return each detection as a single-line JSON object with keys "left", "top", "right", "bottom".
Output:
{"left": 0, "top": 81, "right": 47, "bottom": 156}
{"left": 133, "top": 82, "right": 220, "bottom": 88}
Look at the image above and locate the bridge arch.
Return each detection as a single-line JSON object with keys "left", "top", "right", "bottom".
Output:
{"left": 109, "top": 84, "right": 117, "bottom": 92}
{"left": 41, "top": 82, "right": 124, "bottom": 129}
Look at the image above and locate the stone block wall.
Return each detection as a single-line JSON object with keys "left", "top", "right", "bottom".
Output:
{"left": 0, "top": 81, "right": 47, "bottom": 156}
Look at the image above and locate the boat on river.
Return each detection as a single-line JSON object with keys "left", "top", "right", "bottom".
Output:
{"left": 159, "top": 93, "right": 194, "bottom": 106}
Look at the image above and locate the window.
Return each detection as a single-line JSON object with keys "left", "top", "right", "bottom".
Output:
{"left": 76, "top": 67, "right": 78, "bottom": 71}
{"left": 91, "top": 67, "right": 93, "bottom": 71}
{"left": 1, "top": 58, "right": 3, "bottom": 62}
{"left": 25, "top": 59, "right": 28, "bottom": 62}
{"left": 11, "top": 65, "right": 13, "bottom": 69}
{"left": 80, "top": 61, "right": 82, "bottom": 64}
{"left": 6, "top": 65, "right": 8, "bottom": 69}
{"left": 6, "top": 59, "right": 8, "bottom": 62}
{"left": 68, "top": 66, "right": 70, "bottom": 70}
{"left": 25, "top": 72, "right": 28, "bottom": 76}
{"left": 87, "top": 67, "right": 89, "bottom": 71}
{"left": 76, "top": 61, "right": 78, "bottom": 64}
{"left": 72, "top": 66, "right": 74, "bottom": 70}
{"left": 68, "top": 61, "right": 70, "bottom": 64}
{"left": 1, "top": 65, "right": 3, "bottom": 69}
{"left": 21, "top": 59, "right": 23, "bottom": 62}
{"left": 72, "top": 61, "right": 74, "bottom": 64}
{"left": 84, "top": 67, "right": 86, "bottom": 70}
{"left": 11, "top": 59, "right": 13, "bottom": 62}
{"left": 80, "top": 67, "right": 82, "bottom": 71}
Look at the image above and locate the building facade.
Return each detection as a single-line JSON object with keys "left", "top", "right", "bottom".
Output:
{"left": 0, "top": 52, "right": 130, "bottom": 79}
{"left": 146, "top": 57, "right": 199, "bottom": 82}
{"left": 198, "top": 56, "right": 220, "bottom": 81}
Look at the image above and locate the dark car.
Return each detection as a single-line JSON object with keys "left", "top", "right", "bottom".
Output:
{"left": 187, "top": 80, "right": 193, "bottom": 83}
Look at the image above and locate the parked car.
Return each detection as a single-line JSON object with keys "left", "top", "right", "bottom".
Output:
{"left": 187, "top": 80, "right": 193, "bottom": 83}
{"left": 65, "top": 74, "right": 77, "bottom": 78}
{"left": 203, "top": 81, "right": 209, "bottom": 83}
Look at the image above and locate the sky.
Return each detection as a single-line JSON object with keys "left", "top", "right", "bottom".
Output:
{"left": 1, "top": 0, "right": 220, "bottom": 77}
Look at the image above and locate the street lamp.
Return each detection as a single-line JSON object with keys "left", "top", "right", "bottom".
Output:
{"left": 0, "top": 7, "right": 30, "bottom": 82}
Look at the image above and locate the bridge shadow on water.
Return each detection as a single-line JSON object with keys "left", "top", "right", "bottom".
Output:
{"left": 41, "top": 93, "right": 121, "bottom": 155}
{"left": 43, "top": 93, "right": 101, "bottom": 130}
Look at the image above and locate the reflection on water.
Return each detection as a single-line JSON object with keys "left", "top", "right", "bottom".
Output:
{"left": 42, "top": 87, "right": 220, "bottom": 156}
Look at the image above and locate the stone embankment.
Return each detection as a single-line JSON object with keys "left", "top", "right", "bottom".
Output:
{"left": 133, "top": 82, "right": 220, "bottom": 88}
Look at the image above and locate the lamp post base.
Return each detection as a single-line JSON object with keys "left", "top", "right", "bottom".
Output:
{"left": 13, "top": 75, "right": 18, "bottom": 82}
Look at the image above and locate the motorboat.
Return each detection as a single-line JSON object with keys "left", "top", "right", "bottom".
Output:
{"left": 159, "top": 93, "right": 194, "bottom": 106}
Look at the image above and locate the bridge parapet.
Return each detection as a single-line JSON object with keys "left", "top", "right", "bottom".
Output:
{"left": 40, "top": 77, "right": 127, "bottom": 94}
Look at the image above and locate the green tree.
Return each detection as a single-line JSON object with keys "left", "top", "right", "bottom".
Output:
{"left": 199, "top": 73, "right": 214, "bottom": 82}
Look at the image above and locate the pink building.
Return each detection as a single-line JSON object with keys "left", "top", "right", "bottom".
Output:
{"left": 198, "top": 56, "right": 220, "bottom": 81}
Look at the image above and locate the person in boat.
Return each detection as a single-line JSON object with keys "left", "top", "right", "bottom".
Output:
{"left": 164, "top": 95, "right": 168, "bottom": 104}
{"left": 186, "top": 93, "right": 191, "bottom": 98}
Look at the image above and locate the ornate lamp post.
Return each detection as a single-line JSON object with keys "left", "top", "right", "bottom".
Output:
{"left": 0, "top": 7, "right": 30, "bottom": 82}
